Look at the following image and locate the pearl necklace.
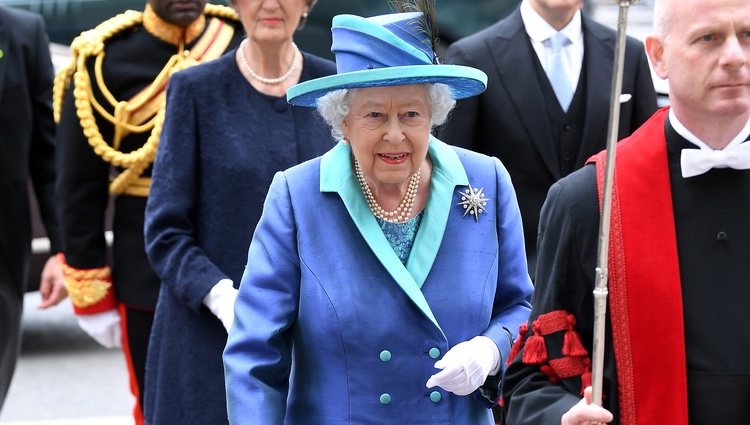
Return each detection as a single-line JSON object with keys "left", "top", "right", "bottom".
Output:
{"left": 354, "top": 159, "right": 421, "bottom": 223}
{"left": 239, "top": 39, "right": 299, "bottom": 85}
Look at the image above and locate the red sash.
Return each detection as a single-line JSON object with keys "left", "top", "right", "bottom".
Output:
{"left": 589, "top": 107, "right": 688, "bottom": 424}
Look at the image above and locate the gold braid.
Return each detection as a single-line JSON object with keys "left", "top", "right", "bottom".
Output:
{"left": 52, "top": 5, "right": 239, "bottom": 195}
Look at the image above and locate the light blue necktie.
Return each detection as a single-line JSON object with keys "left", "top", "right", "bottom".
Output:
{"left": 546, "top": 32, "right": 573, "bottom": 112}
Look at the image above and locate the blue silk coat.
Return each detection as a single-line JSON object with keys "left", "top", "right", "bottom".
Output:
{"left": 224, "top": 138, "right": 533, "bottom": 424}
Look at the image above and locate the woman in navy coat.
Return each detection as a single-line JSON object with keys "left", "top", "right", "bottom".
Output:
{"left": 142, "top": 0, "right": 335, "bottom": 423}
{"left": 224, "top": 9, "right": 534, "bottom": 425}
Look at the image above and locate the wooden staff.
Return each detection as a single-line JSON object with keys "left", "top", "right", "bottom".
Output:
{"left": 591, "top": 0, "right": 640, "bottom": 407}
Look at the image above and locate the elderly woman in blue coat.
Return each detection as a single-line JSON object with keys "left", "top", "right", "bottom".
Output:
{"left": 223, "top": 9, "right": 534, "bottom": 425}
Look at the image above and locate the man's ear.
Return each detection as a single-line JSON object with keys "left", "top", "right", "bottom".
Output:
{"left": 645, "top": 35, "right": 668, "bottom": 80}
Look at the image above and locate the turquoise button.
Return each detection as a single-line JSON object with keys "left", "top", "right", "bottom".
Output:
{"left": 379, "top": 350, "right": 391, "bottom": 362}
{"left": 428, "top": 347, "right": 440, "bottom": 359}
{"left": 430, "top": 391, "right": 442, "bottom": 403}
{"left": 379, "top": 393, "right": 391, "bottom": 405}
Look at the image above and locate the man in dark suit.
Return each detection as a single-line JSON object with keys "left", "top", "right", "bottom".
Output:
{"left": 0, "top": 6, "right": 66, "bottom": 410}
{"left": 437, "top": 0, "right": 657, "bottom": 278}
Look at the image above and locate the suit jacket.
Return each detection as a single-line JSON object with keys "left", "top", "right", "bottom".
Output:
{"left": 0, "top": 5, "right": 59, "bottom": 407}
{"left": 224, "top": 139, "right": 534, "bottom": 424}
{"left": 0, "top": 6, "right": 59, "bottom": 292}
{"left": 436, "top": 8, "right": 657, "bottom": 276}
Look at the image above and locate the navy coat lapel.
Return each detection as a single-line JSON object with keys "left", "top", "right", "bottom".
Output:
{"left": 492, "top": 9, "right": 560, "bottom": 179}
{"left": 577, "top": 15, "right": 616, "bottom": 166}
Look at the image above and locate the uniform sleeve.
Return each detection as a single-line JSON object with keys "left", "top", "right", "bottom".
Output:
{"left": 224, "top": 171, "right": 300, "bottom": 424}
{"left": 143, "top": 73, "right": 232, "bottom": 310}
{"left": 55, "top": 64, "right": 110, "bottom": 268}
{"left": 27, "top": 15, "right": 61, "bottom": 251}
{"left": 435, "top": 42, "right": 480, "bottom": 150}
{"left": 502, "top": 166, "right": 601, "bottom": 424}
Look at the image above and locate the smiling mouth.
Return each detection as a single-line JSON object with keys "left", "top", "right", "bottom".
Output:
{"left": 379, "top": 153, "right": 408, "bottom": 160}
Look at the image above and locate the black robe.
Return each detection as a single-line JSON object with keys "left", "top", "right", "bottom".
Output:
{"left": 502, "top": 112, "right": 750, "bottom": 424}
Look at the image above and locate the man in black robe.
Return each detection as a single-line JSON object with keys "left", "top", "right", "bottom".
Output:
{"left": 502, "top": 0, "right": 750, "bottom": 423}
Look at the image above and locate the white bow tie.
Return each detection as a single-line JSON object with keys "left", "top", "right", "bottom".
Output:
{"left": 680, "top": 142, "right": 750, "bottom": 178}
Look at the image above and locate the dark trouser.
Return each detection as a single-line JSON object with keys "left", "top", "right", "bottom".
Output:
{"left": 0, "top": 265, "right": 23, "bottom": 410}
{"left": 120, "top": 305, "right": 154, "bottom": 425}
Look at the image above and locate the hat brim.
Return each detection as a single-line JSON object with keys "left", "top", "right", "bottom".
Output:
{"left": 287, "top": 64, "right": 487, "bottom": 107}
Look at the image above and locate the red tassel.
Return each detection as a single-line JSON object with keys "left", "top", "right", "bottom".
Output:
{"left": 507, "top": 323, "right": 528, "bottom": 365}
{"left": 563, "top": 329, "right": 588, "bottom": 357}
{"left": 522, "top": 322, "right": 547, "bottom": 364}
{"left": 562, "top": 314, "right": 588, "bottom": 357}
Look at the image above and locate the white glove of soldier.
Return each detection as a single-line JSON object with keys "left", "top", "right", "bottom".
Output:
{"left": 202, "top": 279, "right": 238, "bottom": 333}
{"left": 425, "top": 335, "right": 500, "bottom": 396}
{"left": 76, "top": 309, "right": 122, "bottom": 349}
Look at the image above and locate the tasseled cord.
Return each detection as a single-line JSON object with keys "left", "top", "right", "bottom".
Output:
{"left": 522, "top": 321, "right": 548, "bottom": 364}
{"left": 562, "top": 314, "right": 589, "bottom": 357}
{"left": 506, "top": 323, "right": 528, "bottom": 366}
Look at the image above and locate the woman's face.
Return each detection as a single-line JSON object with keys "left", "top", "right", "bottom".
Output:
{"left": 234, "top": 0, "right": 309, "bottom": 44}
{"left": 342, "top": 84, "right": 432, "bottom": 188}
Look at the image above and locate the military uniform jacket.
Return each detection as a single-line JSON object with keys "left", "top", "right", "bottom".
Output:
{"left": 55, "top": 7, "right": 242, "bottom": 309}
{"left": 224, "top": 139, "right": 534, "bottom": 424}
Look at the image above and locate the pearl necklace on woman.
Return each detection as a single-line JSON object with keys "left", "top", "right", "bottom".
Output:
{"left": 354, "top": 159, "right": 421, "bottom": 223}
{"left": 238, "top": 39, "right": 300, "bottom": 85}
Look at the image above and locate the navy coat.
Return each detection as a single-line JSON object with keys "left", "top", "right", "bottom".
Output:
{"left": 224, "top": 139, "right": 534, "bottom": 424}
{"left": 143, "top": 50, "right": 336, "bottom": 424}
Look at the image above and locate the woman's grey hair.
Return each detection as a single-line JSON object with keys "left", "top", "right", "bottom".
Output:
{"left": 316, "top": 83, "right": 456, "bottom": 141}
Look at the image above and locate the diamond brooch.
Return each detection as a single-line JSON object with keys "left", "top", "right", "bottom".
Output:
{"left": 457, "top": 184, "right": 490, "bottom": 221}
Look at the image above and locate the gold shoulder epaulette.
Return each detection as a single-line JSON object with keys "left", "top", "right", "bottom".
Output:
{"left": 53, "top": 6, "right": 236, "bottom": 197}
{"left": 203, "top": 3, "right": 240, "bottom": 22}
{"left": 53, "top": 10, "right": 144, "bottom": 123}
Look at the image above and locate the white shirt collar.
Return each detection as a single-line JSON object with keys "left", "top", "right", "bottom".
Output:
{"left": 520, "top": 0, "right": 582, "bottom": 45}
{"left": 669, "top": 109, "right": 750, "bottom": 150}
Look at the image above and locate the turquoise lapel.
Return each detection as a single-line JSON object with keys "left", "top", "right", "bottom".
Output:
{"left": 320, "top": 139, "right": 467, "bottom": 335}
{"left": 405, "top": 137, "right": 468, "bottom": 287}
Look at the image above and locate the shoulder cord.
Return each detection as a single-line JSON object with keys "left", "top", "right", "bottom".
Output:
{"left": 52, "top": 5, "right": 239, "bottom": 194}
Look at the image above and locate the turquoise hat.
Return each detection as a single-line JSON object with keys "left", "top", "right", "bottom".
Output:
{"left": 287, "top": 12, "right": 487, "bottom": 107}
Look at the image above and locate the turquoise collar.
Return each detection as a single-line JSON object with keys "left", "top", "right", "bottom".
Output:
{"left": 320, "top": 136, "right": 467, "bottom": 334}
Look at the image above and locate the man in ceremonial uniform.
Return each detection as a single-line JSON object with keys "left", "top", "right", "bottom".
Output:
{"left": 502, "top": 0, "right": 750, "bottom": 424}
{"left": 54, "top": 1, "right": 242, "bottom": 422}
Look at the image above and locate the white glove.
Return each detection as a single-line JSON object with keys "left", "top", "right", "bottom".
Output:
{"left": 76, "top": 309, "right": 122, "bottom": 349}
{"left": 202, "top": 279, "right": 238, "bottom": 333}
{"left": 425, "top": 335, "right": 500, "bottom": 396}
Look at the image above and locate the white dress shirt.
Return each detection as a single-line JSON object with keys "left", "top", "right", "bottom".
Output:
{"left": 520, "top": 0, "right": 584, "bottom": 92}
